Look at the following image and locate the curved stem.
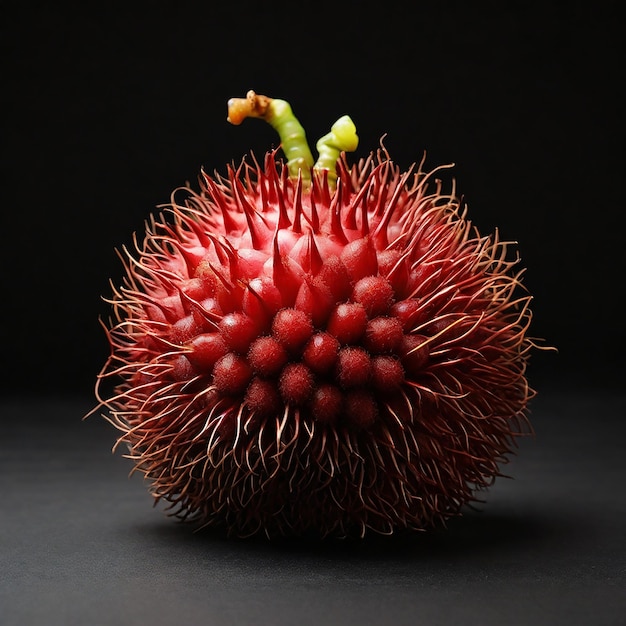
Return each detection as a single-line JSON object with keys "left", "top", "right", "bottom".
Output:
{"left": 313, "top": 115, "right": 359, "bottom": 189}
{"left": 227, "top": 90, "right": 314, "bottom": 180}
{"left": 227, "top": 91, "right": 359, "bottom": 191}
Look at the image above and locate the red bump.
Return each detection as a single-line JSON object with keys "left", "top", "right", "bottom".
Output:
{"left": 242, "top": 277, "right": 283, "bottom": 326}
{"left": 364, "top": 316, "right": 404, "bottom": 354}
{"left": 171, "top": 355, "right": 195, "bottom": 381}
{"left": 236, "top": 248, "right": 268, "bottom": 280}
{"left": 272, "top": 241, "right": 306, "bottom": 305}
{"left": 212, "top": 353, "right": 253, "bottom": 395}
{"left": 377, "top": 249, "right": 410, "bottom": 296}
{"left": 272, "top": 308, "right": 314, "bottom": 353}
{"left": 219, "top": 312, "right": 259, "bottom": 354}
{"left": 170, "top": 314, "right": 203, "bottom": 343}
{"left": 310, "top": 384, "right": 343, "bottom": 424}
{"left": 390, "top": 299, "right": 422, "bottom": 330}
{"left": 345, "top": 390, "right": 378, "bottom": 429}
{"left": 336, "top": 347, "right": 371, "bottom": 388}
{"left": 352, "top": 276, "right": 394, "bottom": 317}
{"left": 244, "top": 377, "right": 282, "bottom": 419}
{"left": 247, "top": 336, "right": 288, "bottom": 377}
{"left": 193, "top": 261, "right": 218, "bottom": 294}
{"left": 294, "top": 277, "right": 334, "bottom": 328}
{"left": 191, "top": 296, "right": 222, "bottom": 327}
{"left": 399, "top": 334, "right": 430, "bottom": 375}
{"left": 187, "top": 332, "right": 229, "bottom": 372}
{"left": 371, "top": 356, "right": 405, "bottom": 392}
{"left": 405, "top": 264, "right": 436, "bottom": 298}
{"left": 159, "top": 294, "right": 186, "bottom": 323}
{"left": 279, "top": 363, "right": 315, "bottom": 406}
{"left": 327, "top": 302, "right": 368, "bottom": 345}
{"left": 317, "top": 256, "right": 352, "bottom": 302}
{"left": 302, "top": 332, "right": 340, "bottom": 374}
{"left": 340, "top": 236, "right": 378, "bottom": 282}
{"left": 181, "top": 277, "right": 211, "bottom": 303}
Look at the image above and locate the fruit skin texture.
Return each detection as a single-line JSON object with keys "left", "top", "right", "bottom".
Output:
{"left": 97, "top": 148, "right": 536, "bottom": 538}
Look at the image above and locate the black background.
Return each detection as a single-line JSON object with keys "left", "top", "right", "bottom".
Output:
{"left": 2, "top": 3, "right": 625, "bottom": 625}
{"left": 2, "top": 1, "right": 624, "bottom": 396}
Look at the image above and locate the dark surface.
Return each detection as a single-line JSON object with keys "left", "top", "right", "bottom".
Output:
{"left": 1, "top": 389, "right": 624, "bottom": 626}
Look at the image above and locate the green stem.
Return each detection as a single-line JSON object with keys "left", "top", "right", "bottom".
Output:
{"left": 268, "top": 99, "right": 315, "bottom": 179}
{"left": 313, "top": 115, "right": 359, "bottom": 188}
{"left": 227, "top": 91, "right": 359, "bottom": 190}
{"left": 227, "top": 90, "right": 314, "bottom": 180}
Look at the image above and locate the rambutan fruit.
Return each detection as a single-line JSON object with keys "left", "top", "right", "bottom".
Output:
{"left": 93, "top": 90, "right": 542, "bottom": 538}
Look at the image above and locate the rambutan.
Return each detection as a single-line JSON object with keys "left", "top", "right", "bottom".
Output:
{"left": 93, "top": 90, "right": 540, "bottom": 538}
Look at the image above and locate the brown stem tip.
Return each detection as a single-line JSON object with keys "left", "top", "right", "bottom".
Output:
{"left": 227, "top": 90, "right": 273, "bottom": 125}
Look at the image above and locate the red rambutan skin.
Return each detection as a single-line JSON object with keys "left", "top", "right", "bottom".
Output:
{"left": 247, "top": 336, "right": 288, "bottom": 376}
{"left": 96, "top": 149, "right": 537, "bottom": 539}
